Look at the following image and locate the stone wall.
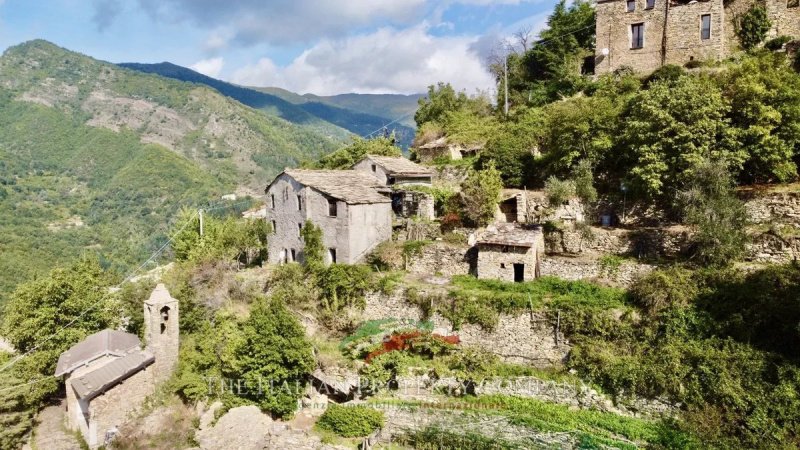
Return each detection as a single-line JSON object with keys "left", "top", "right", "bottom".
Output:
{"left": 405, "top": 242, "right": 474, "bottom": 277}
{"left": 88, "top": 367, "right": 156, "bottom": 448}
{"left": 743, "top": 190, "right": 800, "bottom": 225}
{"left": 361, "top": 291, "right": 569, "bottom": 367}
{"left": 552, "top": 225, "right": 691, "bottom": 258}
{"left": 477, "top": 244, "right": 539, "bottom": 282}
{"left": 540, "top": 255, "right": 655, "bottom": 287}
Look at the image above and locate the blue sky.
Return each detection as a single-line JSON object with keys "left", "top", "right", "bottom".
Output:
{"left": 0, "top": 0, "right": 560, "bottom": 95}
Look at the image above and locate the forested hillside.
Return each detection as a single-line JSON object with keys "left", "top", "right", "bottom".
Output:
{"left": 0, "top": 40, "right": 339, "bottom": 298}
{"left": 120, "top": 62, "right": 417, "bottom": 148}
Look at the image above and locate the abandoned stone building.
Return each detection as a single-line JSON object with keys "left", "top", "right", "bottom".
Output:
{"left": 264, "top": 169, "right": 393, "bottom": 265}
{"left": 353, "top": 155, "right": 436, "bottom": 220}
{"left": 55, "top": 284, "right": 179, "bottom": 448}
{"left": 595, "top": 0, "right": 800, "bottom": 74}
{"left": 477, "top": 225, "right": 545, "bottom": 283}
{"left": 353, "top": 154, "right": 434, "bottom": 186}
{"left": 414, "top": 137, "right": 483, "bottom": 163}
{"left": 497, "top": 189, "right": 586, "bottom": 225}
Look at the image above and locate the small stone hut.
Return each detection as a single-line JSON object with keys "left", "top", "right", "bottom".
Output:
{"left": 477, "top": 225, "right": 545, "bottom": 283}
{"left": 55, "top": 284, "right": 179, "bottom": 448}
{"left": 414, "top": 137, "right": 482, "bottom": 163}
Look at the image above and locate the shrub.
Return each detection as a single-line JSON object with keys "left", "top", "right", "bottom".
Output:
{"left": 598, "top": 255, "right": 624, "bottom": 279}
{"left": 684, "top": 59, "right": 703, "bottom": 69}
{"left": 460, "top": 163, "right": 502, "bottom": 227}
{"left": 544, "top": 176, "right": 575, "bottom": 207}
{"left": 629, "top": 266, "right": 699, "bottom": 314}
{"left": 316, "top": 404, "right": 385, "bottom": 438}
{"left": 765, "top": 35, "right": 793, "bottom": 51}
{"left": 737, "top": 5, "right": 771, "bottom": 51}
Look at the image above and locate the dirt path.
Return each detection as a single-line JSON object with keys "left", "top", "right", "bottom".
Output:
{"left": 25, "top": 401, "right": 81, "bottom": 450}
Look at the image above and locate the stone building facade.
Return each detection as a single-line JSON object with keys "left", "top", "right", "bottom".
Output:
{"left": 264, "top": 169, "right": 393, "bottom": 265}
{"left": 55, "top": 284, "right": 179, "bottom": 448}
{"left": 353, "top": 155, "right": 436, "bottom": 220}
{"left": 595, "top": 0, "right": 800, "bottom": 75}
{"left": 477, "top": 225, "right": 545, "bottom": 283}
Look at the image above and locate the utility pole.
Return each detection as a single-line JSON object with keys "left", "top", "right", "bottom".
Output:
{"left": 504, "top": 49, "right": 509, "bottom": 117}
{"left": 199, "top": 209, "right": 204, "bottom": 237}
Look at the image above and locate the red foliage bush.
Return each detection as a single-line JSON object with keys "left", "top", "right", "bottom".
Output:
{"left": 365, "top": 331, "right": 460, "bottom": 362}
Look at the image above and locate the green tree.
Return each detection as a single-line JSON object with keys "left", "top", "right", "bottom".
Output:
{"left": 460, "top": 163, "right": 503, "bottom": 227}
{"left": 0, "top": 353, "right": 34, "bottom": 450}
{"left": 721, "top": 53, "right": 800, "bottom": 183}
{"left": 678, "top": 161, "right": 749, "bottom": 267}
{"left": 415, "top": 82, "right": 471, "bottom": 127}
{"left": 621, "top": 76, "right": 742, "bottom": 200}
{"left": 544, "top": 176, "right": 575, "bottom": 207}
{"left": 309, "top": 136, "right": 401, "bottom": 170}
{"left": 300, "top": 221, "right": 324, "bottom": 273}
{"left": 1, "top": 258, "right": 118, "bottom": 404}
{"left": 572, "top": 160, "right": 597, "bottom": 204}
{"left": 737, "top": 5, "right": 771, "bottom": 51}
{"left": 232, "top": 298, "right": 314, "bottom": 418}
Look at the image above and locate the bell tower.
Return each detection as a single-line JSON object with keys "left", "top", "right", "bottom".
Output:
{"left": 143, "top": 283, "right": 179, "bottom": 383}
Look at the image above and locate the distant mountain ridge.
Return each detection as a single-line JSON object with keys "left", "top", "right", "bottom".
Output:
{"left": 119, "top": 62, "right": 419, "bottom": 147}
{"left": 0, "top": 39, "right": 339, "bottom": 298}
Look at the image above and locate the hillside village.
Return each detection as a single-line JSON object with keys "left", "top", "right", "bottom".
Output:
{"left": 4, "top": 0, "right": 800, "bottom": 449}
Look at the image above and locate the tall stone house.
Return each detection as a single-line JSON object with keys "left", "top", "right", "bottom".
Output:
{"left": 264, "top": 169, "right": 393, "bottom": 265}
{"left": 55, "top": 284, "right": 179, "bottom": 448}
{"left": 595, "top": 0, "right": 800, "bottom": 74}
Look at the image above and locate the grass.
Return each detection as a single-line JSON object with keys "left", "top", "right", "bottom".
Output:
{"left": 369, "top": 395, "right": 678, "bottom": 449}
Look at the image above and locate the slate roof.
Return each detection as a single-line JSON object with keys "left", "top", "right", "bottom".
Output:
{"left": 144, "top": 283, "right": 176, "bottom": 307}
{"left": 55, "top": 330, "right": 141, "bottom": 377}
{"left": 69, "top": 351, "right": 154, "bottom": 399}
{"left": 274, "top": 169, "right": 391, "bottom": 205}
{"left": 363, "top": 155, "right": 433, "bottom": 176}
{"left": 478, "top": 226, "right": 542, "bottom": 248}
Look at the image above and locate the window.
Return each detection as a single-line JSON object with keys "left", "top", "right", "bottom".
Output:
{"left": 329, "top": 248, "right": 337, "bottom": 264}
{"left": 271, "top": 220, "right": 277, "bottom": 233}
{"left": 298, "top": 223, "right": 303, "bottom": 236}
{"left": 627, "top": 0, "right": 635, "bottom": 11}
{"left": 701, "top": 14, "right": 711, "bottom": 40}
{"left": 790, "top": 0, "right": 799, "bottom": 8}
{"left": 270, "top": 194, "right": 275, "bottom": 209}
{"left": 297, "top": 194, "right": 302, "bottom": 210}
{"left": 631, "top": 23, "right": 644, "bottom": 49}
{"left": 388, "top": 177, "right": 396, "bottom": 185}
{"left": 290, "top": 249, "right": 296, "bottom": 262}
{"left": 327, "top": 198, "right": 338, "bottom": 217}
{"left": 371, "top": 164, "right": 377, "bottom": 172}
{"left": 646, "top": 0, "right": 655, "bottom": 8}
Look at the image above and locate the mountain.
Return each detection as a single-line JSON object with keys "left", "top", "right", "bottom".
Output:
{"left": 258, "top": 87, "right": 422, "bottom": 129}
{"left": 0, "top": 40, "right": 339, "bottom": 298}
{"left": 119, "top": 62, "right": 418, "bottom": 147}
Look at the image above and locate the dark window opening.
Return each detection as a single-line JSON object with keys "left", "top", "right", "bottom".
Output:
{"left": 329, "top": 248, "right": 337, "bottom": 264}
{"left": 371, "top": 164, "right": 377, "bottom": 172}
{"left": 328, "top": 198, "right": 338, "bottom": 217}
{"left": 646, "top": 0, "right": 655, "bottom": 8}
{"left": 297, "top": 194, "right": 302, "bottom": 210}
{"left": 631, "top": 23, "right": 644, "bottom": 49}
{"left": 388, "top": 177, "right": 396, "bottom": 185}
{"left": 627, "top": 0, "right": 635, "bottom": 11}
{"left": 298, "top": 223, "right": 303, "bottom": 236}
{"left": 513, "top": 264, "right": 525, "bottom": 283}
{"left": 701, "top": 14, "right": 711, "bottom": 40}
{"left": 291, "top": 249, "right": 296, "bottom": 262}
{"left": 790, "top": 0, "right": 799, "bottom": 8}
{"left": 271, "top": 220, "right": 277, "bottom": 233}
{"left": 500, "top": 263, "right": 506, "bottom": 269}
{"left": 270, "top": 194, "right": 275, "bottom": 209}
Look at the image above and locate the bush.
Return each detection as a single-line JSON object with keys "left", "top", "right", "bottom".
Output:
{"left": 460, "top": 163, "right": 502, "bottom": 227}
{"left": 544, "top": 176, "right": 575, "bottom": 207}
{"left": 629, "top": 266, "right": 699, "bottom": 315}
{"left": 317, "top": 404, "right": 385, "bottom": 437}
{"left": 737, "top": 5, "right": 771, "bottom": 51}
{"left": 765, "top": 35, "right": 793, "bottom": 51}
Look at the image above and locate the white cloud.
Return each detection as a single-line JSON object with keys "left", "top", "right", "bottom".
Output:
{"left": 190, "top": 57, "right": 224, "bottom": 78}
{"left": 134, "top": 0, "right": 428, "bottom": 47}
{"left": 230, "top": 25, "right": 495, "bottom": 95}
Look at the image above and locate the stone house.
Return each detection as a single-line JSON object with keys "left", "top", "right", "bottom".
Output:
{"left": 477, "top": 225, "right": 545, "bottom": 283}
{"left": 353, "top": 155, "right": 436, "bottom": 220}
{"left": 497, "top": 190, "right": 586, "bottom": 225}
{"left": 55, "top": 284, "right": 179, "bottom": 448}
{"left": 414, "top": 137, "right": 482, "bottom": 164}
{"left": 595, "top": 0, "right": 800, "bottom": 75}
{"left": 264, "top": 169, "right": 393, "bottom": 265}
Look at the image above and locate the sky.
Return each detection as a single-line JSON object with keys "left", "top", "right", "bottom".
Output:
{"left": 0, "top": 0, "right": 559, "bottom": 95}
